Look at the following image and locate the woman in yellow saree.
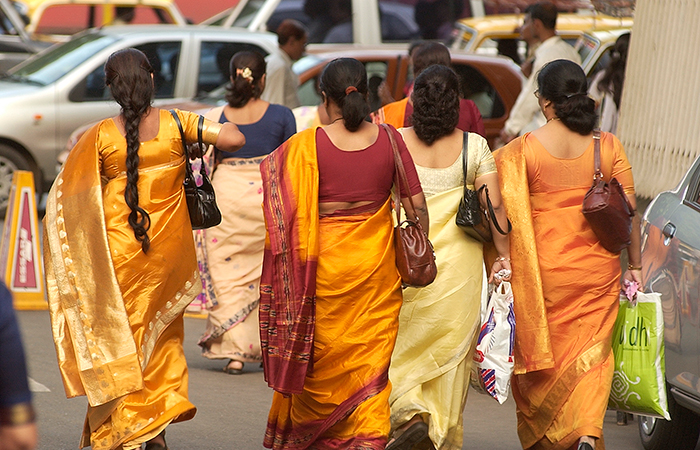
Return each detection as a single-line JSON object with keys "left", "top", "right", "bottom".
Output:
{"left": 260, "top": 58, "right": 428, "bottom": 450}
{"left": 387, "top": 65, "right": 511, "bottom": 450}
{"left": 493, "top": 60, "right": 643, "bottom": 450}
{"left": 43, "top": 49, "right": 244, "bottom": 450}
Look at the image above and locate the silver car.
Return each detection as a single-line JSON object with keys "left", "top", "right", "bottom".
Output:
{"left": 0, "top": 24, "right": 278, "bottom": 210}
{"left": 638, "top": 154, "right": 700, "bottom": 449}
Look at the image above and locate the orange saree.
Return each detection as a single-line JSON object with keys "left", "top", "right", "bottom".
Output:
{"left": 44, "top": 110, "right": 206, "bottom": 449}
{"left": 494, "top": 132, "right": 635, "bottom": 450}
{"left": 260, "top": 128, "right": 403, "bottom": 450}
{"left": 372, "top": 98, "right": 409, "bottom": 129}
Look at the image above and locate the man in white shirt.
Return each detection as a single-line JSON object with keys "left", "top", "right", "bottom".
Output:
{"left": 499, "top": 2, "right": 581, "bottom": 143}
{"left": 262, "top": 19, "right": 307, "bottom": 109}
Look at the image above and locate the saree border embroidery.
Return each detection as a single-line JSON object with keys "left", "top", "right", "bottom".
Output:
{"left": 140, "top": 270, "right": 201, "bottom": 371}
{"left": 260, "top": 128, "right": 319, "bottom": 395}
{"left": 44, "top": 124, "right": 143, "bottom": 407}
{"left": 516, "top": 340, "right": 610, "bottom": 447}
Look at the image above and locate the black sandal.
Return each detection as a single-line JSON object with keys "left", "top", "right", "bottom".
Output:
{"left": 224, "top": 359, "right": 244, "bottom": 375}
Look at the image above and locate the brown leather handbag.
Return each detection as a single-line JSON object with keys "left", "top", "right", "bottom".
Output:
{"left": 582, "top": 130, "right": 635, "bottom": 253}
{"left": 383, "top": 124, "right": 437, "bottom": 287}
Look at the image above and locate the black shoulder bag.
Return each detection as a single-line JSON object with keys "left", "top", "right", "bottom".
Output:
{"left": 169, "top": 109, "right": 222, "bottom": 230}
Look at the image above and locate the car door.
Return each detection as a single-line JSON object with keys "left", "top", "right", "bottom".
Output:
{"left": 56, "top": 38, "right": 185, "bottom": 157}
{"left": 642, "top": 156, "right": 700, "bottom": 398}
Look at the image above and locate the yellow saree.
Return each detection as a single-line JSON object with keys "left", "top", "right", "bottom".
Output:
{"left": 44, "top": 110, "right": 206, "bottom": 449}
{"left": 260, "top": 128, "right": 403, "bottom": 449}
{"left": 494, "top": 132, "right": 634, "bottom": 450}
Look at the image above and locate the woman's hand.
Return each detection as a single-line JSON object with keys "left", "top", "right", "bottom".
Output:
{"left": 187, "top": 142, "right": 204, "bottom": 159}
{"left": 622, "top": 268, "right": 642, "bottom": 288}
{"left": 488, "top": 257, "right": 512, "bottom": 285}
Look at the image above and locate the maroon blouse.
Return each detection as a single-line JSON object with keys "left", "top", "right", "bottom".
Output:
{"left": 316, "top": 125, "right": 422, "bottom": 215}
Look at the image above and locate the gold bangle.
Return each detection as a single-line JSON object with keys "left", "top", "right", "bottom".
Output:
{"left": 628, "top": 264, "right": 642, "bottom": 271}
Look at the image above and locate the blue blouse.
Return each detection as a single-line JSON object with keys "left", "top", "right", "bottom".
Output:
{"left": 217, "top": 103, "right": 296, "bottom": 159}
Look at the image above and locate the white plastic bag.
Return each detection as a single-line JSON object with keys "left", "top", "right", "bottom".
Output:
{"left": 471, "top": 281, "right": 515, "bottom": 404}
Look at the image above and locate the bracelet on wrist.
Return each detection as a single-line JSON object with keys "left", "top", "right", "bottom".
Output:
{"left": 628, "top": 264, "right": 642, "bottom": 271}
{"left": 495, "top": 256, "right": 510, "bottom": 263}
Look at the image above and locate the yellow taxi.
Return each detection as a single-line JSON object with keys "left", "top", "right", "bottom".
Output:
{"left": 15, "top": 0, "right": 187, "bottom": 41}
{"left": 450, "top": 12, "right": 632, "bottom": 62}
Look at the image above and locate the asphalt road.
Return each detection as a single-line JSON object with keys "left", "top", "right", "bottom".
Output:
{"left": 15, "top": 310, "right": 649, "bottom": 450}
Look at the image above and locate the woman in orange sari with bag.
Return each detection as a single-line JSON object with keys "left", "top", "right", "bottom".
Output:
{"left": 260, "top": 57, "right": 428, "bottom": 450}
{"left": 43, "top": 48, "right": 244, "bottom": 450}
{"left": 493, "top": 60, "right": 643, "bottom": 450}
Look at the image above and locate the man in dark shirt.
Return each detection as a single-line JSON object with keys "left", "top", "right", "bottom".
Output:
{"left": 0, "top": 282, "right": 37, "bottom": 450}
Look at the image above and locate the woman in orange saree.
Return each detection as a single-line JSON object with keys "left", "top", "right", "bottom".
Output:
{"left": 493, "top": 60, "right": 643, "bottom": 450}
{"left": 259, "top": 58, "right": 427, "bottom": 450}
{"left": 43, "top": 49, "right": 244, "bottom": 450}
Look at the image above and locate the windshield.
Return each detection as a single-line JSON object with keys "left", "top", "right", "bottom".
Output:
{"left": 230, "top": 0, "right": 265, "bottom": 28}
{"left": 5, "top": 32, "right": 118, "bottom": 86}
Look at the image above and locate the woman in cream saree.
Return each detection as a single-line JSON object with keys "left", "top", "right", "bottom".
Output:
{"left": 43, "top": 49, "right": 243, "bottom": 450}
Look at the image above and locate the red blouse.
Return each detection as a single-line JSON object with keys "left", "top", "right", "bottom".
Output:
{"left": 316, "top": 125, "right": 422, "bottom": 214}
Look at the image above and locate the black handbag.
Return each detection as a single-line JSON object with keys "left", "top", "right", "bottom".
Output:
{"left": 455, "top": 132, "right": 511, "bottom": 242}
{"left": 169, "top": 110, "right": 222, "bottom": 230}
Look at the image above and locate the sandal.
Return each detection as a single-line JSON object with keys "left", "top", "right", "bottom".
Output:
{"left": 224, "top": 359, "right": 244, "bottom": 375}
{"left": 386, "top": 420, "right": 428, "bottom": 450}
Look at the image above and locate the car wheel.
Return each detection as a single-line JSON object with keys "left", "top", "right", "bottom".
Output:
{"left": 638, "top": 385, "right": 700, "bottom": 450}
{"left": 0, "top": 143, "right": 39, "bottom": 217}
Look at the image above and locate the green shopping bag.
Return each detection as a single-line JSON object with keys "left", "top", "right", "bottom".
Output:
{"left": 609, "top": 292, "right": 670, "bottom": 419}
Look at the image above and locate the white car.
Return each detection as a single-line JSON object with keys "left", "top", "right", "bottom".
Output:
{"left": 0, "top": 24, "right": 278, "bottom": 210}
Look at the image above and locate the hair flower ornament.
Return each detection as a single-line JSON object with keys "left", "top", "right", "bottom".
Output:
{"left": 236, "top": 67, "right": 254, "bottom": 83}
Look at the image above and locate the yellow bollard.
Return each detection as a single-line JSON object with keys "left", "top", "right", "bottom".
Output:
{"left": 0, "top": 171, "right": 47, "bottom": 310}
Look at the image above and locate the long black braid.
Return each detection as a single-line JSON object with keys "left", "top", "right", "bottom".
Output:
{"left": 105, "top": 48, "right": 154, "bottom": 253}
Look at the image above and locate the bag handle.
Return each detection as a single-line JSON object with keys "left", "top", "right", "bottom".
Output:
{"left": 170, "top": 109, "right": 207, "bottom": 179}
{"left": 381, "top": 124, "right": 419, "bottom": 226}
{"left": 593, "top": 129, "right": 602, "bottom": 181}
{"left": 462, "top": 130, "right": 511, "bottom": 236}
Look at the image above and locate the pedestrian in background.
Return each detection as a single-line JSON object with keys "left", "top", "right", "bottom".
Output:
{"left": 259, "top": 58, "right": 427, "bottom": 449}
{"left": 493, "top": 59, "right": 642, "bottom": 450}
{"left": 499, "top": 2, "right": 581, "bottom": 143}
{"left": 0, "top": 283, "right": 37, "bottom": 450}
{"left": 198, "top": 51, "right": 296, "bottom": 375}
{"left": 43, "top": 48, "right": 244, "bottom": 450}
{"left": 589, "top": 32, "right": 631, "bottom": 134}
{"left": 387, "top": 65, "right": 511, "bottom": 450}
{"left": 262, "top": 19, "right": 307, "bottom": 109}
{"left": 373, "top": 42, "right": 485, "bottom": 138}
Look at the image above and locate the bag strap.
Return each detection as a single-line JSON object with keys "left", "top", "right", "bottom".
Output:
{"left": 196, "top": 115, "right": 207, "bottom": 178}
{"left": 593, "top": 129, "right": 602, "bottom": 181}
{"left": 461, "top": 132, "right": 469, "bottom": 187}
{"left": 381, "top": 124, "right": 418, "bottom": 225}
{"left": 480, "top": 184, "right": 512, "bottom": 235}
{"left": 169, "top": 109, "right": 193, "bottom": 179}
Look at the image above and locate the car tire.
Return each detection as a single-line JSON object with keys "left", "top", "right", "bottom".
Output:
{"left": 638, "top": 385, "right": 700, "bottom": 450}
{"left": 0, "top": 143, "right": 40, "bottom": 217}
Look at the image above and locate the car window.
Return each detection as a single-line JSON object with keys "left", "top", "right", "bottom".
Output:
{"left": 587, "top": 45, "right": 612, "bottom": 81}
{"left": 575, "top": 34, "right": 598, "bottom": 68}
{"left": 34, "top": 5, "right": 175, "bottom": 35}
{"left": 366, "top": 61, "right": 389, "bottom": 112}
{"left": 70, "top": 41, "right": 181, "bottom": 102}
{"left": 9, "top": 33, "right": 118, "bottom": 86}
{"left": 452, "top": 63, "right": 505, "bottom": 120}
{"left": 196, "top": 41, "right": 269, "bottom": 96}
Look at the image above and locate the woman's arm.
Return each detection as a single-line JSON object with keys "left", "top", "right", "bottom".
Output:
{"left": 623, "top": 195, "right": 643, "bottom": 287}
{"left": 212, "top": 122, "right": 245, "bottom": 154}
{"left": 401, "top": 192, "right": 429, "bottom": 236}
{"left": 475, "top": 171, "right": 511, "bottom": 283}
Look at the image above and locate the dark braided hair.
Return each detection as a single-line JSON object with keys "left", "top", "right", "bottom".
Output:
{"left": 412, "top": 65, "right": 460, "bottom": 145}
{"left": 105, "top": 48, "right": 154, "bottom": 253}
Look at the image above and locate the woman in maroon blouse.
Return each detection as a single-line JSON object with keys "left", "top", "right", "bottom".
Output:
{"left": 260, "top": 58, "right": 427, "bottom": 450}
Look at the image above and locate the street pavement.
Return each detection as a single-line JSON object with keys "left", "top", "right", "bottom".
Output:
{"left": 18, "top": 310, "right": 647, "bottom": 450}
